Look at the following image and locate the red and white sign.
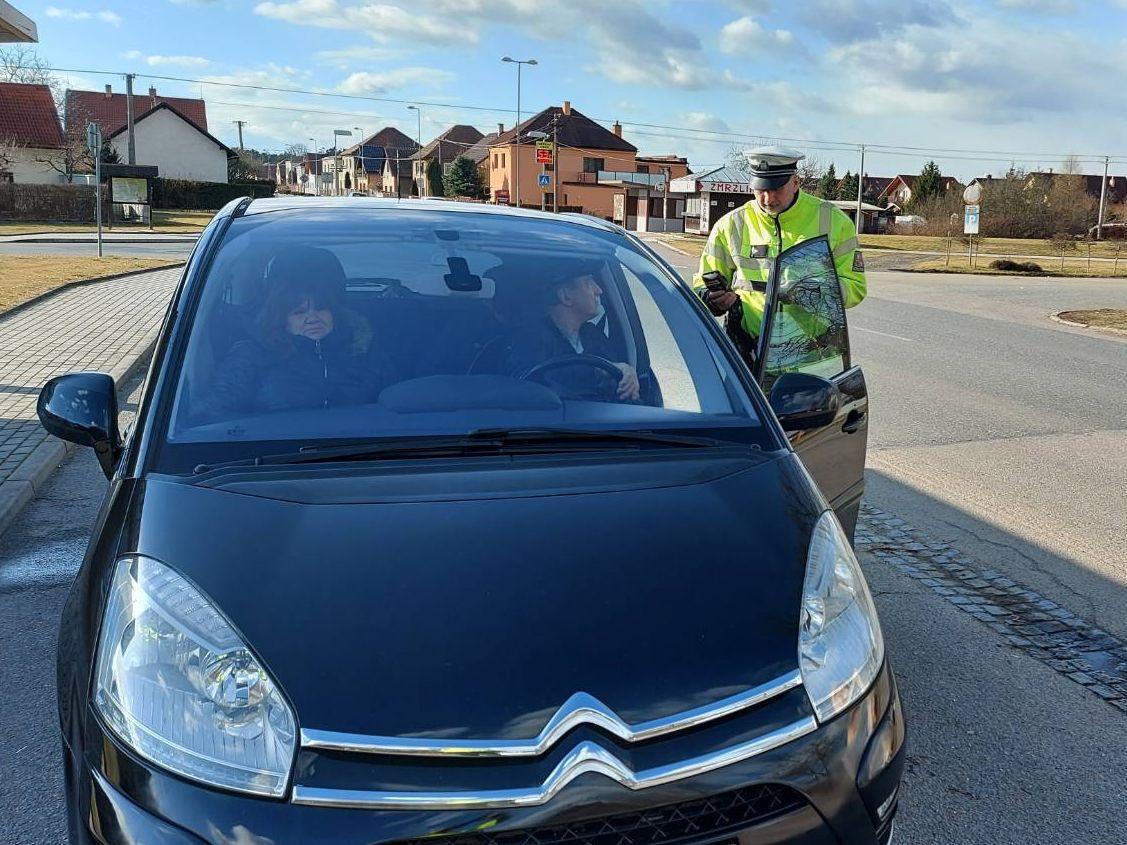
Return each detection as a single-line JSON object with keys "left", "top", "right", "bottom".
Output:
{"left": 494, "top": 189, "right": 510, "bottom": 204}
{"left": 706, "top": 181, "right": 752, "bottom": 194}
{"left": 535, "top": 147, "right": 553, "bottom": 164}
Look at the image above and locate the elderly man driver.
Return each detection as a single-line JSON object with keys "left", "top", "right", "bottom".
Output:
{"left": 506, "top": 265, "right": 640, "bottom": 402}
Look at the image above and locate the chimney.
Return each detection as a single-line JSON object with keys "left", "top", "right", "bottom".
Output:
{"left": 612, "top": 121, "right": 622, "bottom": 137}
{"left": 498, "top": 123, "right": 504, "bottom": 135}
{"left": 148, "top": 86, "right": 157, "bottom": 97}
{"left": 562, "top": 100, "right": 571, "bottom": 116}
{"left": 104, "top": 84, "right": 112, "bottom": 97}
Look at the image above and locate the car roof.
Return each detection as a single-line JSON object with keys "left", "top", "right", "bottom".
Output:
{"left": 241, "top": 196, "right": 627, "bottom": 236}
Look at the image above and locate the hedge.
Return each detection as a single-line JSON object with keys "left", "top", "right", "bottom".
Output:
{"left": 151, "top": 178, "right": 275, "bottom": 210}
{"left": 0, "top": 183, "right": 110, "bottom": 223}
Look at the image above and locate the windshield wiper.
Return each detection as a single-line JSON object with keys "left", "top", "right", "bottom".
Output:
{"left": 467, "top": 427, "right": 724, "bottom": 448}
{"left": 190, "top": 429, "right": 729, "bottom": 475}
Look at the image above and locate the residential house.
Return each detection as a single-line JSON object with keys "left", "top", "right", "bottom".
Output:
{"left": 0, "top": 81, "right": 66, "bottom": 183}
{"left": 464, "top": 127, "right": 501, "bottom": 196}
{"left": 836, "top": 174, "right": 893, "bottom": 204}
{"left": 66, "top": 84, "right": 208, "bottom": 141}
{"left": 880, "top": 173, "right": 963, "bottom": 209}
{"left": 326, "top": 128, "right": 419, "bottom": 196}
{"left": 411, "top": 124, "right": 484, "bottom": 197}
{"left": 105, "top": 103, "right": 234, "bottom": 183}
{"left": 489, "top": 102, "right": 639, "bottom": 219}
{"left": 1021, "top": 171, "right": 1127, "bottom": 206}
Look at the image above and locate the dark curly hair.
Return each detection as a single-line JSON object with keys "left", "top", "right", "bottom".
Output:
{"left": 257, "top": 247, "right": 346, "bottom": 354}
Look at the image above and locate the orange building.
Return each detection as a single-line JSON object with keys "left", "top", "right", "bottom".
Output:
{"left": 487, "top": 102, "right": 689, "bottom": 232}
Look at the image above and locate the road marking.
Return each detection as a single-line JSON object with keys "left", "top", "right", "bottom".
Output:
{"left": 854, "top": 326, "right": 914, "bottom": 342}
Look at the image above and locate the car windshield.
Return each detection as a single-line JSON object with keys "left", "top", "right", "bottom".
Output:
{"left": 158, "top": 206, "right": 767, "bottom": 470}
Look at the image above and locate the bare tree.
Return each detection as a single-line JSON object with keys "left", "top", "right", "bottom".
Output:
{"left": 0, "top": 46, "right": 63, "bottom": 109}
{"left": 797, "top": 154, "right": 826, "bottom": 193}
{"left": 1060, "top": 155, "right": 1083, "bottom": 176}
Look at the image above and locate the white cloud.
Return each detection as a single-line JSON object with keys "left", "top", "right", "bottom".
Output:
{"left": 795, "top": 0, "right": 954, "bottom": 43}
{"left": 680, "top": 112, "right": 732, "bottom": 134}
{"left": 719, "top": 16, "right": 798, "bottom": 55}
{"left": 337, "top": 67, "right": 455, "bottom": 95}
{"left": 314, "top": 45, "right": 403, "bottom": 68}
{"left": 45, "top": 6, "right": 122, "bottom": 25}
{"left": 122, "top": 50, "right": 212, "bottom": 68}
{"left": 997, "top": 0, "right": 1076, "bottom": 11}
{"left": 255, "top": 0, "right": 472, "bottom": 44}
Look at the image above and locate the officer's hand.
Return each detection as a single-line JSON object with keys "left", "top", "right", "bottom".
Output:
{"left": 614, "top": 363, "right": 640, "bottom": 401}
{"left": 705, "top": 290, "right": 739, "bottom": 316}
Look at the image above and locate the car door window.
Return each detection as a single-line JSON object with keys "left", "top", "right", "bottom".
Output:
{"left": 760, "top": 236, "right": 850, "bottom": 390}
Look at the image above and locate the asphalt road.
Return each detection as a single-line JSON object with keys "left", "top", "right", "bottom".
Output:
{"left": 2, "top": 265, "right": 1126, "bottom": 844}
{"left": 0, "top": 241, "right": 196, "bottom": 259}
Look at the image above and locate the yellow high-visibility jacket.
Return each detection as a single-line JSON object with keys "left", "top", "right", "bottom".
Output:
{"left": 692, "top": 190, "right": 867, "bottom": 337}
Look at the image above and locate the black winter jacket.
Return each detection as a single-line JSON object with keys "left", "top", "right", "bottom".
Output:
{"left": 204, "top": 312, "right": 392, "bottom": 416}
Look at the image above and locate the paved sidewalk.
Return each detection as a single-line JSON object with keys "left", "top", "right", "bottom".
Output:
{"left": 0, "top": 267, "right": 182, "bottom": 534}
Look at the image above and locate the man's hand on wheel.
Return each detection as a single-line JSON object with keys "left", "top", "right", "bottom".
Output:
{"left": 705, "top": 290, "right": 739, "bottom": 315}
{"left": 614, "top": 363, "right": 640, "bottom": 401}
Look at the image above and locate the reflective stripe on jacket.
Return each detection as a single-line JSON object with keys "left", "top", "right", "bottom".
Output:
{"left": 692, "top": 190, "right": 867, "bottom": 336}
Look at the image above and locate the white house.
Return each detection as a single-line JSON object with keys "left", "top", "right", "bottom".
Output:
{"left": 107, "top": 103, "right": 234, "bottom": 183}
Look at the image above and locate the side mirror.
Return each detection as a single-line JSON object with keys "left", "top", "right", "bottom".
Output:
{"left": 769, "top": 372, "right": 840, "bottom": 431}
{"left": 37, "top": 372, "right": 122, "bottom": 479}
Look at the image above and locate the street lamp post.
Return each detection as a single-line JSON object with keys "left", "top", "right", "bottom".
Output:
{"left": 407, "top": 105, "right": 423, "bottom": 195}
{"left": 501, "top": 56, "right": 537, "bottom": 207}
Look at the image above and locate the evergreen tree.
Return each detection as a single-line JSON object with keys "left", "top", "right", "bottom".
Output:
{"left": 442, "top": 155, "right": 485, "bottom": 199}
{"left": 817, "top": 162, "right": 838, "bottom": 199}
{"left": 426, "top": 159, "right": 444, "bottom": 197}
{"left": 912, "top": 160, "right": 943, "bottom": 207}
{"left": 838, "top": 171, "right": 859, "bottom": 202}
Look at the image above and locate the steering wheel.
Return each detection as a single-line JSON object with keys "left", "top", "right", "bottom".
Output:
{"left": 520, "top": 354, "right": 624, "bottom": 400}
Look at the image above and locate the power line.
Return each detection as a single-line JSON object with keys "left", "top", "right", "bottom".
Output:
{"left": 23, "top": 63, "right": 1127, "bottom": 165}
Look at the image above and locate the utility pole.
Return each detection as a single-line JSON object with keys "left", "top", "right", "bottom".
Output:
{"left": 552, "top": 115, "right": 559, "bottom": 214}
{"left": 1096, "top": 155, "right": 1110, "bottom": 241}
{"left": 855, "top": 144, "right": 865, "bottom": 235}
{"left": 233, "top": 120, "right": 246, "bottom": 150}
{"left": 124, "top": 73, "right": 136, "bottom": 165}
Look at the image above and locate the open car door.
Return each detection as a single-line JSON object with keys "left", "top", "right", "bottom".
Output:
{"left": 754, "top": 236, "right": 869, "bottom": 539}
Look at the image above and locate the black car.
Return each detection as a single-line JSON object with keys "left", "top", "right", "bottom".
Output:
{"left": 41, "top": 198, "right": 903, "bottom": 845}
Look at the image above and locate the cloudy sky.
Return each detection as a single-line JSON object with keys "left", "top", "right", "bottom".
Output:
{"left": 27, "top": 0, "right": 1127, "bottom": 179}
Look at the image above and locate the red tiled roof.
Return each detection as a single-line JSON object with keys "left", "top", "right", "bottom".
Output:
{"left": 0, "top": 82, "right": 64, "bottom": 148}
{"left": 64, "top": 88, "right": 208, "bottom": 138}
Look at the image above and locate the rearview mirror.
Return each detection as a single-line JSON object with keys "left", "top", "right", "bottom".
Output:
{"left": 37, "top": 372, "right": 122, "bottom": 479}
{"left": 769, "top": 372, "right": 840, "bottom": 431}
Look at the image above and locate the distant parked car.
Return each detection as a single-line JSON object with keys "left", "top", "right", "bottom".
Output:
{"left": 893, "top": 215, "right": 926, "bottom": 229}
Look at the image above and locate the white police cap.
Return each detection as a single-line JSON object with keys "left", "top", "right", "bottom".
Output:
{"left": 743, "top": 146, "right": 805, "bottom": 190}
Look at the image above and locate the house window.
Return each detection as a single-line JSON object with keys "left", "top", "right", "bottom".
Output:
{"left": 583, "top": 157, "right": 604, "bottom": 173}
{"left": 502, "top": 153, "right": 506, "bottom": 168}
{"left": 685, "top": 197, "right": 702, "bottom": 216}
{"left": 637, "top": 165, "right": 650, "bottom": 174}
{"left": 443, "top": 162, "right": 454, "bottom": 175}
{"left": 0, "top": 172, "right": 12, "bottom": 184}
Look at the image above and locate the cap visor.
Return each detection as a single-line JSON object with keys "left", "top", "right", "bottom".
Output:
{"left": 749, "top": 173, "right": 792, "bottom": 190}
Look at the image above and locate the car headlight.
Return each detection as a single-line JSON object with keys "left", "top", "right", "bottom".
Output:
{"left": 799, "top": 511, "right": 884, "bottom": 722}
{"left": 94, "top": 556, "right": 296, "bottom": 796}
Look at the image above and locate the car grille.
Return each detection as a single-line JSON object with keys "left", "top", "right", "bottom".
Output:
{"left": 404, "top": 784, "right": 806, "bottom": 845}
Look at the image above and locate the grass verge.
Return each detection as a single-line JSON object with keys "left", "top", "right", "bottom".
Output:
{"left": 909, "top": 256, "right": 1127, "bottom": 277}
{"left": 1057, "top": 309, "right": 1127, "bottom": 331}
{"left": 860, "top": 234, "right": 1127, "bottom": 260}
{"left": 0, "top": 209, "right": 212, "bottom": 236}
{"left": 0, "top": 256, "right": 181, "bottom": 313}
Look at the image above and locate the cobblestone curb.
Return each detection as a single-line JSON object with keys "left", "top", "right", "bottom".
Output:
{"left": 0, "top": 347, "right": 155, "bottom": 539}
{"left": 858, "top": 505, "right": 1127, "bottom": 714}
{"left": 1049, "top": 312, "right": 1127, "bottom": 337}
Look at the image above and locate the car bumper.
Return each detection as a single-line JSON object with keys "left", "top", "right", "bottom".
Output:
{"left": 67, "top": 666, "right": 904, "bottom": 845}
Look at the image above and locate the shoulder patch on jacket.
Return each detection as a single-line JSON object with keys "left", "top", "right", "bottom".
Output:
{"left": 852, "top": 251, "right": 865, "bottom": 272}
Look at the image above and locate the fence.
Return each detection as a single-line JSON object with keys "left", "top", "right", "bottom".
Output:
{"left": 0, "top": 183, "right": 109, "bottom": 223}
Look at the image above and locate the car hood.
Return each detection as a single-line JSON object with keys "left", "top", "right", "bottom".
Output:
{"left": 123, "top": 451, "right": 824, "bottom": 739}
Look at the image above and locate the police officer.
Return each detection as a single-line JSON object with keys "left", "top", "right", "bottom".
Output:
{"left": 694, "top": 146, "right": 866, "bottom": 338}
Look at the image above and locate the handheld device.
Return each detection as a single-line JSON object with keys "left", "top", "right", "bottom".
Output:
{"left": 701, "top": 271, "right": 731, "bottom": 293}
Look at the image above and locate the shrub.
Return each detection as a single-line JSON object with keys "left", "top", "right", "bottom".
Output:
{"left": 0, "top": 183, "right": 109, "bottom": 222}
{"left": 990, "top": 259, "right": 1044, "bottom": 274}
{"left": 151, "top": 178, "right": 275, "bottom": 210}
